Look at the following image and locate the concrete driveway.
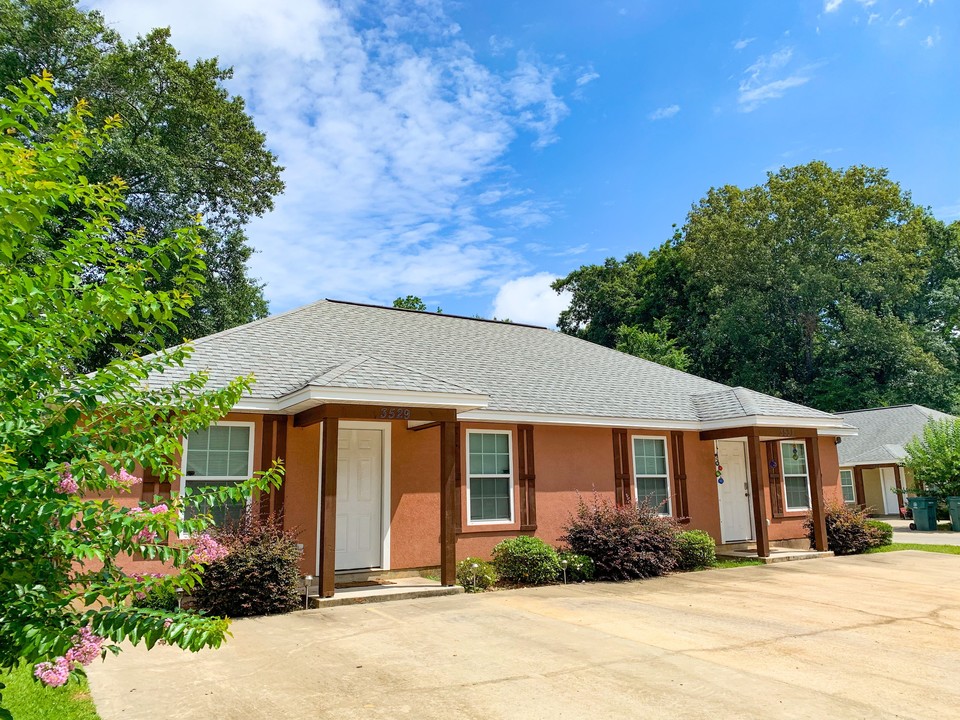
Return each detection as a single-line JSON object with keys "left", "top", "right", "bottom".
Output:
{"left": 88, "top": 552, "right": 960, "bottom": 720}
{"left": 888, "top": 517, "right": 960, "bottom": 545}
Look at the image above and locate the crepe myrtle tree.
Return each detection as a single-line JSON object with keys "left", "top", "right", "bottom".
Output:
{"left": 0, "top": 73, "right": 281, "bottom": 716}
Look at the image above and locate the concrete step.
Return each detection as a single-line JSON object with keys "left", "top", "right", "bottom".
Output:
{"left": 306, "top": 579, "right": 463, "bottom": 609}
{"left": 716, "top": 548, "right": 835, "bottom": 564}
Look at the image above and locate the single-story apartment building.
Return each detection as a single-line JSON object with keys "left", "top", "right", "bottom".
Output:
{"left": 132, "top": 300, "right": 855, "bottom": 597}
{"left": 836, "top": 404, "right": 955, "bottom": 516}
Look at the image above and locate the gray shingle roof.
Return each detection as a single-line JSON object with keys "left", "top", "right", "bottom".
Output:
{"left": 837, "top": 405, "right": 956, "bottom": 466}
{"left": 149, "top": 299, "right": 844, "bottom": 427}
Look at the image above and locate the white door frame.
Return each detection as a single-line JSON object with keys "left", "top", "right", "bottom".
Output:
{"left": 716, "top": 440, "right": 755, "bottom": 543}
{"left": 315, "top": 420, "right": 392, "bottom": 575}
{"left": 879, "top": 466, "right": 899, "bottom": 516}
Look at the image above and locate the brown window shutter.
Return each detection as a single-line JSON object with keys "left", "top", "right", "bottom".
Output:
{"left": 765, "top": 440, "right": 785, "bottom": 518}
{"left": 454, "top": 422, "right": 462, "bottom": 532}
{"left": 140, "top": 465, "right": 171, "bottom": 502}
{"left": 670, "top": 431, "right": 689, "bottom": 521}
{"left": 612, "top": 428, "right": 631, "bottom": 506}
{"left": 518, "top": 424, "right": 537, "bottom": 530}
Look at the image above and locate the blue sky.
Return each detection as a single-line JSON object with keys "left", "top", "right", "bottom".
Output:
{"left": 90, "top": 0, "right": 958, "bottom": 325}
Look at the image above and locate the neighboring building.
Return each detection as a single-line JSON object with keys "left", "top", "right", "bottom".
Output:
{"left": 836, "top": 405, "right": 955, "bottom": 516}
{"left": 130, "top": 300, "right": 854, "bottom": 597}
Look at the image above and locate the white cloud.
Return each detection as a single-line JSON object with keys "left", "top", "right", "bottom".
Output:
{"left": 89, "top": 0, "right": 573, "bottom": 312}
{"left": 738, "top": 47, "right": 812, "bottom": 112}
{"left": 824, "top": 0, "right": 843, "bottom": 12}
{"left": 733, "top": 38, "right": 755, "bottom": 50}
{"left": 492, "top": 273, "right": 571, "bottom": 327}
{"left": 648, "top": 104, "right": 680, "bottom": 121}
{"left": 576, "top": 71, "right": 600, "bottom": 86}
{"left": 923, "top": 27, "right": 941, "bottom": 46}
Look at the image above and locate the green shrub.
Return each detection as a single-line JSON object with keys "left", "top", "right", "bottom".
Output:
{"left": 456, "top": 557, "right": 497, "bottom": 592}
{"left": 491, "top": 536, "right": 560, "bottom": 585}
{"left": 193, "top": 515, "right": 303, "bottom": 617}
{"left": 805, "top": 500, "right": 873, "bottom": 555}
{"left": 557, "top": 551, "right": 595, "bottom": 582}
{"left": 865, "top": 519, "right": 893, "bottom": 547}
{"left": 561, "top": 495, "right": 679, "bottom": 580}
{"left": 904, "top": 419, "right": 960, "bottom": 502}
{"left": 131, "top": 580, "right": 179, "bottom": 612}
{"left": 675, "top": 530, "right": 716, "bottom": 570}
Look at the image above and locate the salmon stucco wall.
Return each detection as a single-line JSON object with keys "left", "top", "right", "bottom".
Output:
{"left": 679, "top": 431, "right": 723, "bottom": 541}
{"left": 282, "top": 419, "right": 320, "bottom": 575}
{"left": 389, "top": 422, "right": 441, "bottom": 569}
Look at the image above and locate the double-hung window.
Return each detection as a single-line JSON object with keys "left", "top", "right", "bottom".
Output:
{"left": 633, "top": 437, "right": 671, "bottom": 516}
{"left": 840, "top": 469, "right": 856, "bottom": 505}
{"left": 467, "top": 430, "right": 513, "bottom": 524}
{"left": 182, "top": 422, "right": 254, "bottom": 526}
{"left": 780, "top": 441, "right": 812, "bottom": 511}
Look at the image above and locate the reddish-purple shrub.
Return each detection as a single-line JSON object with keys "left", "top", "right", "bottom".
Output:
{"left": 560, "top": 494, "right": 679, "bottom": 580}
{"left": 192, "top": 514, "right": 303, "bottom": 617}
{"left": 805, "top": 500, "right": 873, "bottom": 555}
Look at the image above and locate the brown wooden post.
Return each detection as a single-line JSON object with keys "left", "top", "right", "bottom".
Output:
{"left": 747, "top": 433, "right": 770, "bottom": 558}
{"left": 612, "top": 429, "right": 630, "bottom": 506}
{"left": 805, "top": 436, "right": 828, "bottom": 552}
{"left": 853, "top": 466, "right": 866, "bottom": 510}
{"left": 439, "top": 421, "right": 457, "bottom": 586}
{"left": 892, "top": 464, "right": 904, "bottom": 511}
{"left": 319, "top": 419, "right": 339, "bottom": 598}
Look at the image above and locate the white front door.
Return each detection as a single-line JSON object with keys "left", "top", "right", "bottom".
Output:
{"left": 335, "top": 428, "right": 383, "bottom": 570}
{"left": 880, "top": 466, "right": 900, "bottom": 515}
{"left": 717, "top": 440, "right": 754, "bottom": 543}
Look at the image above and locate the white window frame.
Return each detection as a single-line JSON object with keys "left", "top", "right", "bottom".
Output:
{"left": 465, "top": 429, "right": 515, "bottom": 526}
{"left": 179, "top": 420, "right": 256, "bottom": 530}
{"left": 780, "top": 441, "right": 812, "bottom": 512}
{"left": 839, "top": 468, "right": 856, "bottom": 505}
{"left": 631, "top": 435, "right": 672, "bottom": 516}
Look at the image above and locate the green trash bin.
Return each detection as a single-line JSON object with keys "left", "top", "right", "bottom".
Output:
{"left": 907, "top": 497, "right": 938, "bottom": 532}
{"left": 948, "top": 497, "right": 960, "bottom": 532}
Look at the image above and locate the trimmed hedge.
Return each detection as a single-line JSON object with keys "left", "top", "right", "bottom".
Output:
{"left": 557, "top": 551, "right": 595, "bottom": 582}
{"left": 866, "top": 519, "right": 894, "bottom": 547}
{"left": 491, "top": 536, "right": 560, "bottom": 585}
{"left": 675, "top": 530, "right": 716, "bottom": 570}
{"left": 561, "top": 496, "right": 678, "bottom": 580}
{"left": 193, "top": 516, "right": 303, "bottom": 618}
{"left": 456, "top": 557, "right": 497, "bottom": 592}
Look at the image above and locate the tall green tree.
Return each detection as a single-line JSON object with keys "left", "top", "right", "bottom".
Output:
{"left": 0, "top": 0, "right": 282, "bottom": 366}
{"left": 555, "top": 161, "right": 960, "bottom": 412}
{"left": 615, "top": 319, "right": 691, "bottom": 371}
{"left": 0, "top": 75, "right": 280, "bottom": 716}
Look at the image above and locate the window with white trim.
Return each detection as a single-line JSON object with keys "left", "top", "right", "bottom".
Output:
{"left": 183, "top": 423, "right": 253, "bottom": 526}
{"left": 632, "top": 436, "right": 671, "bottom": 515}
{"left": 467, "top": 430, "right": 513, "bottom": 524}
{"left": 780, "top": 441, "right": 811, "bottom": 511}
{"left": 840, "top": 469, "right": 856, "bottom": 505}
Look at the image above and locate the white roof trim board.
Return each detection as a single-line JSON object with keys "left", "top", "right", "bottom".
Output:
{"left": 150, "top": 299, "right": 851, "bottom": 434}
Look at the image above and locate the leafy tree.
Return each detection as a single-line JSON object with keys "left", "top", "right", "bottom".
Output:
{"left": 0, "top": 75, "right": 280, "bottom": 715}
{"left": 904, "top": 418, "right": 960, "bottom": 501}
{"left": 393, "top": 295, "right": 441, "bottom": 313}
{"left": 615, "top": 319, "right": 691, "bottom": 371}
{"left": 555, "top": 162, "right": 960, "bottom": 412}
{"left": 0, "top": 0, "right": 283, "bottom": 366}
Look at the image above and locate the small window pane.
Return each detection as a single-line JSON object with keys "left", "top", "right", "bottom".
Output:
{"left": 188, "top": 429, "right": 209, "bottom": 451}
{"left": 495, "top": 434, "right": 508, "bottom": 453}
{"left": 185, "top": 452, "right": 207, "bottom": 477}
{"left": 228, "top": 451, "right": 250, "bottom": 477}
{"left": 781, "top": 443, "right": 807, "bottom": 476}
{"left": 785, "top": 476, "right": 810, "bottom": 509}
{"left": 207, "top": 427, "right": 231, "bottom": 451}
{"left": 469, "top": 453, "right": 482, "bottom": 474}
{"left": 229, "top": 427, "right": 250, "bottom": 451}
{"left": 840, "top": 470, "right": 856, "bottom": 504}
{"left": 469, "top": 434, "right": 482, "bottom": 453}
{"left": 482, "top": 434, "right": 496, "bottom": 453}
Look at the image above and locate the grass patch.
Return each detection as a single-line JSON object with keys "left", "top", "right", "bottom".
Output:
{"left": 866, "top": 543, "right": 960, "bottom": 555}
{"left": 712, "top": 558, "right": 765, "bottom": 569}
{"left": 0, "top": 663, "right": 100, "bottom": 720}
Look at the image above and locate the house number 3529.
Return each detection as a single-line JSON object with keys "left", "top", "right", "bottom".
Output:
{"left": 378, "top": 407, "right": 411, "bottom": 420}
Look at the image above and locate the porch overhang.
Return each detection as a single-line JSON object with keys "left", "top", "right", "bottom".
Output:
{"left": 233, "top": 385, "right": 490, "bottom": 416}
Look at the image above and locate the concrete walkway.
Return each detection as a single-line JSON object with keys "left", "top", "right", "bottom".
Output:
{"left": 88, "top": 552, "right": 960, "bottom": 720}
{"left": 887, "top": 517, "right": 960, "bottom": 545}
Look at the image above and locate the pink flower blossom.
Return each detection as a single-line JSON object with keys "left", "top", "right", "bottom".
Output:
{"left": 57, "top": 468, "right": 78, "bottom": 495}
{"left": 112, "top": 468, "right": 141, "bottom": 489}
{"left": 65, "top": 626, "right": 104, "bottom": 667}
{"left": 158, "top": 617, "right": 174, "bottom": 645}
{"left": 190, "top": 533, "right": 229, "bottom": 564}
{"left": 137, "top": 528, "right": 159, "bottom": 543}
{"left": 34, "top": 657, "right": 71, "bottom": 687}
{"left": 147, "top": 503, "right": 168, "bottom": 515}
